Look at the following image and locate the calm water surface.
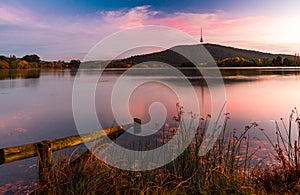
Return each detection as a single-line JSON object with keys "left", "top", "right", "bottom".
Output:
{"left": 1, "top": 67, "right": 300, "bottom": 189}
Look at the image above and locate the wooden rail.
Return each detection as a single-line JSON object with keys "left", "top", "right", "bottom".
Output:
{"left": 0, "top": 118, "right": 141, "bottom": 183}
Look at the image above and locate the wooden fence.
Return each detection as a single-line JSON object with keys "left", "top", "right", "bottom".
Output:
{"left": 0, "top": 118, "right": 141, "bottom": 183}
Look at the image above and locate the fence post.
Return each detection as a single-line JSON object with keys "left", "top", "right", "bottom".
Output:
{"left": 37, "top": 140, "right": 53, "bottom": 184}
{"left": 0, "top": 149, "right": 4, "bottom": 165}
{"left": 134, "top": 118, "right": 141, "bottom": 134}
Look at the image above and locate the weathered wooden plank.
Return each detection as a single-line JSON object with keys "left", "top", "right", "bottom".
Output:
{"left": 3, "top": 143, "right": 38, "bottom": 164}
{"left": 0, "top": 119, "right": 141, "bottom": 186}
{"left": 0, "top": 124, "right": 131, "bottom": 165}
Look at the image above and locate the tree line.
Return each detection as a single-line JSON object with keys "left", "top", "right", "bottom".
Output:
{"left": 217, "top": 56, "right": 296, "bottom": 67}
{"left": 0, "top": 54, "right": 298, "bottom": 69}
{"left": 0, "top": 54, "right": 81, "bottom": 69}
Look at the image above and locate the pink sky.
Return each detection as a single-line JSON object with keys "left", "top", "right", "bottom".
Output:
{"left": 0, "top": 4, "right": 300, "bottom": 60}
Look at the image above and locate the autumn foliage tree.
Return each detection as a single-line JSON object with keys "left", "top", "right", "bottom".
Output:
{"left": 0, "top": 60, "right": 9, "bottom": 69}
{"left": 17, "top": 60, "right": 30, "bottom": 69}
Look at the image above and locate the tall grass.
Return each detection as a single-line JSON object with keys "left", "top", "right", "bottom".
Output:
{"left": 33, "top": 107, "right": 300, "bottom": 194}
{"left": 251, "top": 108, "right": 300, "bottom": 194}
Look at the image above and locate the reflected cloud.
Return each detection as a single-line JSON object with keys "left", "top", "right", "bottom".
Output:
{"left": 12, "top": 111, "right": 32, "bottom": 121}
{"left": 0, "top": 123, "right": 5, "bottom": 129}
{"left": 14, "top": 128, "right": 27, "bottom": 133}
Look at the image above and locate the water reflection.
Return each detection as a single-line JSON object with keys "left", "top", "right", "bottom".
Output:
{"left": 100, "top": 67, "right": 300, "bottom": 85}
{"left": 70, "top": 68, "right": 78, "bottom": 77}
{"left": 220, "top": 67, "right": 300, "bottom": 79}
{"left": 0, "top": 69, "right": 40, "bottom": 80}
{"left": 1, "top": 68, "right": 300, "bottom": 189}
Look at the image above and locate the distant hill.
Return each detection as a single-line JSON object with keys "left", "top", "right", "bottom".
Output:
{"left": 80, "top": 43, "right": 295, "bottom": 68}
{"left": 203, "top": 43, "right": 292, "bottom": 60}
{"left": 119, "top": 43, "right": 293, "bottom": 67}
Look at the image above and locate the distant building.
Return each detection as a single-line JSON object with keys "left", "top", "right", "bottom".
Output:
{"left": 200, "top": 27, "right": 204, "bottom": 43}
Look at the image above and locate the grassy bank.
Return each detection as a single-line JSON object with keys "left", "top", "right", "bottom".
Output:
{"left": 34, "top": 108, "right": 300, "bottom": 194}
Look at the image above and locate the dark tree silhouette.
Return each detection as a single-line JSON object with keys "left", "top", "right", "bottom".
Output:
{"left": 272, "top": 56, "right": 283, "bottom": 66}
{"left": 283, "top": 58, "right": 293, "bottom": 66}
{"left": 22, "top": 54, "right": 40, "bottom": 63}
{"left": 69, "top": 60, "right": 81, "bottom": 68}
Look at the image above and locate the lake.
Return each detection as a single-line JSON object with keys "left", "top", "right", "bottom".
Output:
{"left": 1, "top": 67, "right": 300, "bottom": 190}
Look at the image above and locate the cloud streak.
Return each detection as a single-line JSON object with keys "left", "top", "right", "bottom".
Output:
{"left": 0, "top": 4, "right": 299, "bottom": 60}
{"left": 0, "top": 5, "right": 32, "bottom": 25}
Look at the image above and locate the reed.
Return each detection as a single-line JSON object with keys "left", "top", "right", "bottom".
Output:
{"left": 251, "top": 108, "right": 300, "bottom": 194}
{"left": 32, "top": 106, "right": 300, "bottom": 194}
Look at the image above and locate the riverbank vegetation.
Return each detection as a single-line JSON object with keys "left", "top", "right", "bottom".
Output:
{"left": 217, "top": 56, "right": 297, "bottom": 67}
{"left": 33, "top": 108, "right": 300, "bottom": 194}
{"left": 1, "top": 43, "right": 299, "bottom": 70}
{"left": 0, "top": 54, "right": 81, "bottom": 69}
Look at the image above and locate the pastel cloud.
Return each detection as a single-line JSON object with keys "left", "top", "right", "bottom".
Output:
{"left": 0, "top": 4, "right": 32, "bottom": 25}
{"left": 100, "top": 6, "right": 300, "bottom": 55}
{"left": 0, "top": 4, "right": 299, "bottom": 61}
{"left": 0, "top": 4, "right": 116, "bottom": 60}
{"left": 99, "top": 5, "right": 159, "bottom": 28}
